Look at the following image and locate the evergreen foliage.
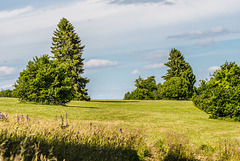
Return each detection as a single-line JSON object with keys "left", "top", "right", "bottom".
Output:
{"left": 14, "top": 55, "right": 74, "bottom": 105}
{"left": 162, "top": 49, "right": 196, "bottom": 99}
{"left": 192, "top": 62, "right": 240, "bottom": 121}
{"left": 51, "top": 18, "right": 90, "bottom": 101}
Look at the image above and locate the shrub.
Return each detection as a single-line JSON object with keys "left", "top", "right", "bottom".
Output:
{"left": 124, "top": 76, "right": 157, "bottom": 100}
{"left": 13, "top": 55, "right": 75, "bottom": 105}
{"left": 161, "top": 77, "right": 190, "bottom": 100}
{"left": 0, "top": 89, "right": 14, "bottom": 97}
{"left": 193, "top": 62, "right": 240, "bottom": 120}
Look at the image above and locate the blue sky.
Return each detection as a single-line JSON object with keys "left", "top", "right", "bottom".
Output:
{"left": 0, "top": 0, "right": 240, "bottom": 99}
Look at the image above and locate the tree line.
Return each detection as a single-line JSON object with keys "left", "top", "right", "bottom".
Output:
{"left": 124, "top": 49, "right": 196, "bottom": 100}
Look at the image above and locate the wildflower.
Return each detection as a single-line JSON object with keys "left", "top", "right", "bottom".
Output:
{"left": 55, "top": 115, "right": 57, "bottom": 120}
{"left": 66, "top": 123, "right": 69, "bottom": 127}
{"left": 120, "top": 128, "right": 123, "bottom": 133}
{"left": 26, "top": 114, "right": 30, "bottom": 121}
{"left": 90, "top": 122, "right": 92, "bottom": 126}
{"left": 17, "top": 115, "right": 20, "bottom": 123}
{"left": 61, "top": 115, "right": 64, "bottom": 126}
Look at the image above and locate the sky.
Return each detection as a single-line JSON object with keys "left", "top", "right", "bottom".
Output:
{"left": 0, "top": 0, "right": 240, "bottom": 99}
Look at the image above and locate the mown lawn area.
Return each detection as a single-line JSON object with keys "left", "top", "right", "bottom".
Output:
{"left": 0, "top": 97, "right": 239, "bottom": 146}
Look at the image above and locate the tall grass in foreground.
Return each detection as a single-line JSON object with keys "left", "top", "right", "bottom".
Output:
{"left": 0, "top": 113, "right": 147, "bottom": 161}
{"left": 155, "top": 131, "right": 240, "bottom": 161}
{"left": 1, "top": 112, "right": 240, "bottom": 161}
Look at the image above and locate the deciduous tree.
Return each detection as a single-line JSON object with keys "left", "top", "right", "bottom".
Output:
{"left": 193, "top": 62, "right": 240, "bottom": 121}
{"left": 14, "top": 55, "right": 74, "bottom": 105}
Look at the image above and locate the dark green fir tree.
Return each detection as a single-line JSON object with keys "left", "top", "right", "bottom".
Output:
{"left": 162, "top": 49, "right": 196, "bottom": 98}
{"left": 51, "top": 18, "right": 90, "bottom": 101}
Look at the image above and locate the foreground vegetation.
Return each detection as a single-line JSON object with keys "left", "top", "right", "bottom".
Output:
{"left": 0, "top": 98, "right": 240, "bottom": 160}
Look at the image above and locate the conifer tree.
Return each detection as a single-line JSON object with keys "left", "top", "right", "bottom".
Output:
{"left": 162, "top": 49, "right": 196, "bottom": 98}
{"left": 51, "top": 18, "right": 90, "bottom": 101}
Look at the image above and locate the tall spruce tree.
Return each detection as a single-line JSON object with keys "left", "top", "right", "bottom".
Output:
{"left": 162, "top": 49, "right": 196, "bottom": 98}
{"left": 51, "top": 18, "right": 90, "bottom": 101}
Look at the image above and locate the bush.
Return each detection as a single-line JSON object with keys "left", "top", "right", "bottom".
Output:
{"left": 192, "top": 62, "right": 240, "bottom": 120}
{"left": 124, "top": 76, "right": 157, "bottom": 100}
{"left": 161, "top": 77, "right": 190, "bottom": 100}
{"left": 13, "top": 55, "right": 75, "bottom": 105}
{"left": 0, "top": 89, "right": 14, "bottom": 97}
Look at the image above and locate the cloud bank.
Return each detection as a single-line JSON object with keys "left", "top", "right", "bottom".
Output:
{"left": 85, "top": 59, "right": 119, "bottom": 69}
{"left": 0, "top": 66, "right": 19, "bottom": 76}
{"left": 208, "top": 66, "right": 220, "bottom": 72}
{"left": 143, "top": 63, "right": 164, "bottom": 69}
{"left": 131, "top": 69, "right": 140, "bottom": 75}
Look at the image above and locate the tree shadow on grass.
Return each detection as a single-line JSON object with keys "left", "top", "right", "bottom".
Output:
{"left": 66, "top": 105, "right": 98, "bottom": 109}
{"left": 92, "top": 100, "right": 139, "bottom": 103}
{"left": 1, "top": 137, "right": 141, "bottom": 161}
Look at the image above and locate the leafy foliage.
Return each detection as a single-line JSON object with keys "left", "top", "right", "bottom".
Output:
{"left": 192, "top": 62, "right": 240, "bottom": 120}
{"left": 124, "top": 76, "right": 157, "bottom": 100}
{"left": 161, "top": 77, "right": 190, "bottom": 100}
{"left": 51, "top": 18, "right": 90, "bottom": 101}
{"left": 14, "top": 55, "right": 74, "bottom": 105}
{"left": 0, "top": 89, "right": 14, "bottom": 97}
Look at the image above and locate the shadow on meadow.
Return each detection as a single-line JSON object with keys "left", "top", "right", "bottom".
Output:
{"left": 0, "top": 113, "right": 146, "bottom": 161}
{"left": 66, "top": 105, "right": 98, "bottom": 109}
{"left": 1, "top": 136, "right": 140, "bottom": 161}
{"left": 91, "top": 100, "right": 139, "bottom": 103}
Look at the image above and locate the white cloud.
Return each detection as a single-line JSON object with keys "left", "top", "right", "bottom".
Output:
{"left": 143, "top": 63, "right": 164, "bottom": 69}
{"left": 167, "top": 26, "right": 232, "bottom": 39}
{"left": 145, "top": 50, "right": 169, "bottom": 60}
{"left": 197, "top": 38, "right": 215, "bottom": 47}
{"left": 0, "top": 6, "right": 33, "bottom": 20}
{"left": 211, "top": 26, "right": 225, "bottom": 33}
{"left": 0, "top": 66, "right": 19, "bottom": 76}
{"left": 0, "top": 84, "right": 13, "bottom": 89}
{"left": 1, "top": 0, "right": 240, "bottom": 38}
{"left": 110, "top": 0, "right": 174, "bottom": 5}
{"left": 131, "top": 69, "right": 140, "bottom": 75}
{"left": 85, "top": 59, "right": 119, "bottom": 68}
{"left": 208, "top": 66, "right": 220, "bottom": 72}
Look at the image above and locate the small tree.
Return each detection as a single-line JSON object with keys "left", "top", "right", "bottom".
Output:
{"left": 14, "top": 55, "right": 74, "bottom": 105}
{"left": 162, "top": 49, "right": 196, "bottom": 99}
{"left": 51, "top": 18, "right": 90, "bottom": 101}
{"left": 124, "top": 76, "right": 157, "bottom": 100}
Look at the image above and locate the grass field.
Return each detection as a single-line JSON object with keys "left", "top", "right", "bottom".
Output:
{"left": 0, "top": 97, "right": 240, "bottom": 160}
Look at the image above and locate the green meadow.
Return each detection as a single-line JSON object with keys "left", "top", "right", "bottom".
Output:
{"left": 0, "top": 97, "right": 240, "bottom": 160}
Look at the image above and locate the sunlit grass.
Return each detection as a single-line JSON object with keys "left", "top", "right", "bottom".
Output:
{"left": 0, "top": 98, "right": 240, "bottom": 160}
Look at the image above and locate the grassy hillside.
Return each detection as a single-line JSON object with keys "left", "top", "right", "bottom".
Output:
{"left": 0, "top": 98, "right": 240, "bottom": 160}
